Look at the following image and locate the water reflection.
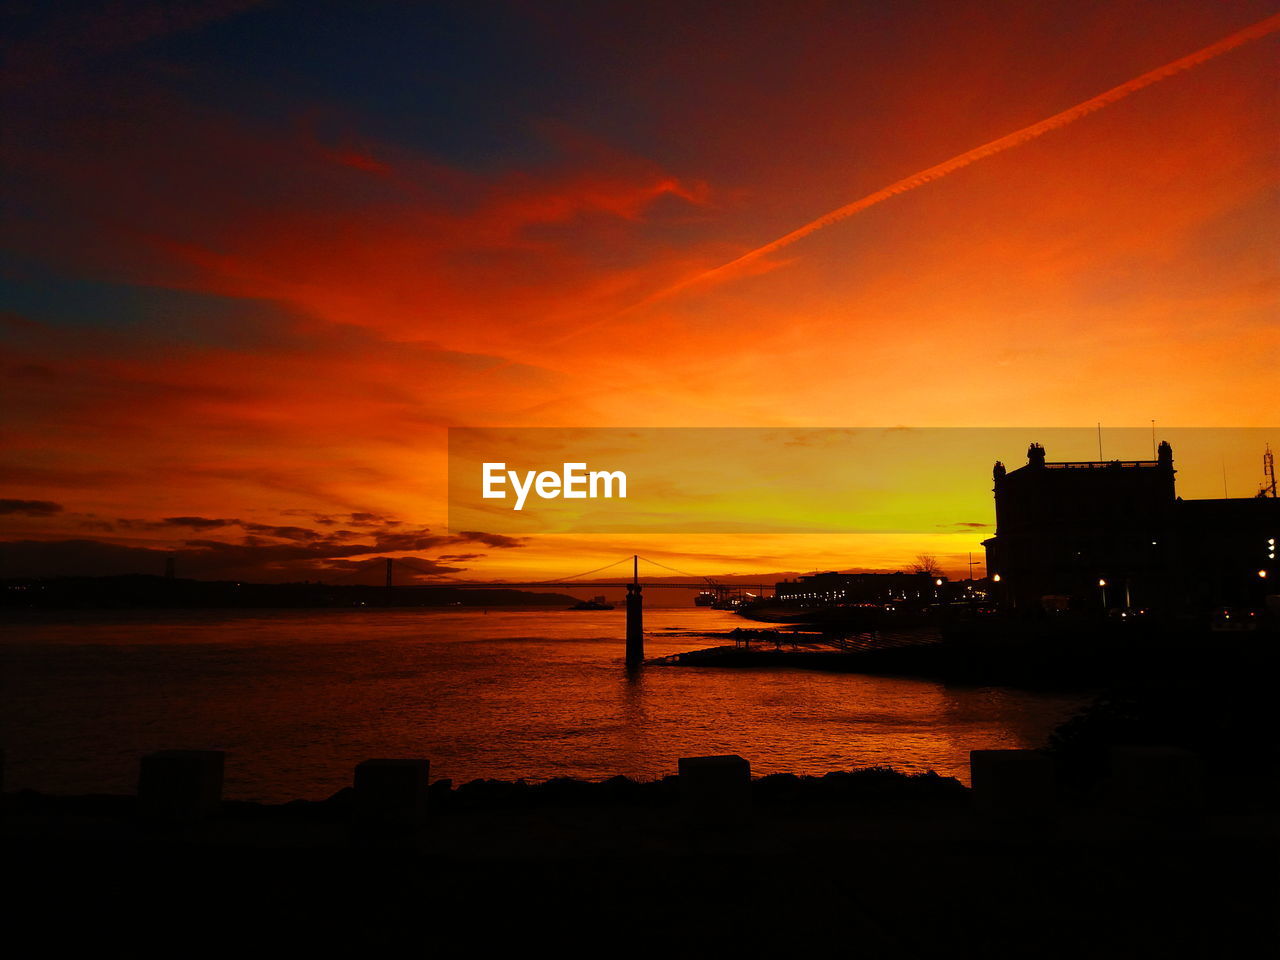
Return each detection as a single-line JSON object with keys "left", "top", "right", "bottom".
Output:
{"left": 0, "top": 607, "right": 1087, "bottom": 800}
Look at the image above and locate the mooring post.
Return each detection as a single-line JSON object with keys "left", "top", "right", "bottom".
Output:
{"left": 626, "top": 554, "right": 643, "bottom": 668}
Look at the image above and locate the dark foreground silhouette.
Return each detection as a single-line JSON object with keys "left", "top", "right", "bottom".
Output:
{"left": 5, "top": 627, "right": 1277, "bottom": 955}
{"left": 4, "top": 755, "right": 1276, "bottom": 957}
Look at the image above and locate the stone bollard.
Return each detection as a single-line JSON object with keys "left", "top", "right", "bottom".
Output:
{"left": 353, "top": 759, "right": 431, "bottom": 839}
{"left": 969, "top": 749, "right": 1056, "bottom": 818}
{"left": 1108, "top": 746, "right": 1204, "bottom": 817}
{"left": 137, "top": 750, "right": 224, "bottom": 823}
{"left": 678, "top": 754, "right": 751, "bottom": 825}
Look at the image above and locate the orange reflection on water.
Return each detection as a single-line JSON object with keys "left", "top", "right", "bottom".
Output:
{"left": 0, "top": 608, "right": 1087, "bottom": 801}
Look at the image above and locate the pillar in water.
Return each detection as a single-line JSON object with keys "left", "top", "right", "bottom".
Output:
{"left": 625, "top": 582, "right": 644, "bottom": 667}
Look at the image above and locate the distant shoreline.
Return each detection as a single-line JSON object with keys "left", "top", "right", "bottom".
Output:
{"left": 1, "top": 574, "right": 577, "bottom": 610}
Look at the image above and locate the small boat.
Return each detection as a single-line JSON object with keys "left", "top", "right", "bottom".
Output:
{"left": 570, "top": 595, "right": 615, "bottom": 610}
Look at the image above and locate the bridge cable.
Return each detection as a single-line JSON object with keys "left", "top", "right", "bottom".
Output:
{"left": 527, "top": 555, "right": 636, "bottom": 584}
{"left": 393, "top": 555, "right": 639, "bottom": 585}
{"left": 637, "top": 555, "right": 705, "bottom": 579}
{"left": 395, "top": 557, "right": 449, "bottom": 578}
{"left": 324, "top": 557, "right": 387, "bottom": 584}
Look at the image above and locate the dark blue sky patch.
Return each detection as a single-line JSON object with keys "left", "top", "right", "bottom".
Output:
{"left": 0, "top": 251, "right": 297, "bottom": 349}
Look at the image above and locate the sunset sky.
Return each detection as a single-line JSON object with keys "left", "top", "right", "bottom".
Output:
{"left": 2, "top": 1, "right": 1277, "bottom": 583}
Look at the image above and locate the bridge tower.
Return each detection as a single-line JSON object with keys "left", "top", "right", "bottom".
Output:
{"left": 625, "top": 554, "right": 644, "bottom": 668}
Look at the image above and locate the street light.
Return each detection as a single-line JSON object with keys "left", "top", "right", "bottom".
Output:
{"left": 1098, "top": 578, "right": 1108, "bottom": 609}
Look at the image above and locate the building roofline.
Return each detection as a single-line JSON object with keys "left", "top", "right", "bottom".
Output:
{"left": 1008, "top": 459, "right": 1166, "bottom": 471}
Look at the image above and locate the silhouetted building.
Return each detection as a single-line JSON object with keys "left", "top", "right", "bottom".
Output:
{"left": 983, "top": 442, "right": 1278, "bottom": 615}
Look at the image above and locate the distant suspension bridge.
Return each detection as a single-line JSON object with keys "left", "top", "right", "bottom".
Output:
{"left": 327, "top": 554, "right": 775, "bottom": 669}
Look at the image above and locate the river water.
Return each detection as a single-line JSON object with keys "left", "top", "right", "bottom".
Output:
{"left": 0, "top": 607, "right": 1087, "bottom": 802}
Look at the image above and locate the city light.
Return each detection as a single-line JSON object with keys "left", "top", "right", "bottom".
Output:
{"left": 992, "top": 574, "right": 1001, "bottom": 582}
{"left": 1098, "top": 578, "right": 1107, "bottom": 587}
{"left": 1260, "top": 569, "right": 1269, "bottom": 579}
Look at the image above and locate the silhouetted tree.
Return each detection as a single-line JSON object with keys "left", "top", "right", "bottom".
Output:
{"left": 910, "top": 553, "right": 941, "bottom": 576}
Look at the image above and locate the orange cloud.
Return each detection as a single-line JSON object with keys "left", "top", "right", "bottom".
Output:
{"left": 2, "top": 3, "right": 1276, "bottom": 581}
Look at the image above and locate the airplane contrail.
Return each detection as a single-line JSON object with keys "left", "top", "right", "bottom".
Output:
{"left": 646, "top": 10, "right": 1280, "bottom": 303}
{"left": 475, "top": 11, "right": 1280, "bottom": 372}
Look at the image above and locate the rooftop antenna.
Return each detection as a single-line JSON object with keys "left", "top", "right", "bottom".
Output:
{"left": 1097, "top": 423, "right": 1103, "bottom": 461}
{"left": 1222, "top": 459, "right": 1229, "bottom": 498}
{"left": 1151, "top": 420, "right": 1156, "bottom": 459}
{"left": 1264, "top": 444, "right": 1277, "bottom": 498}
